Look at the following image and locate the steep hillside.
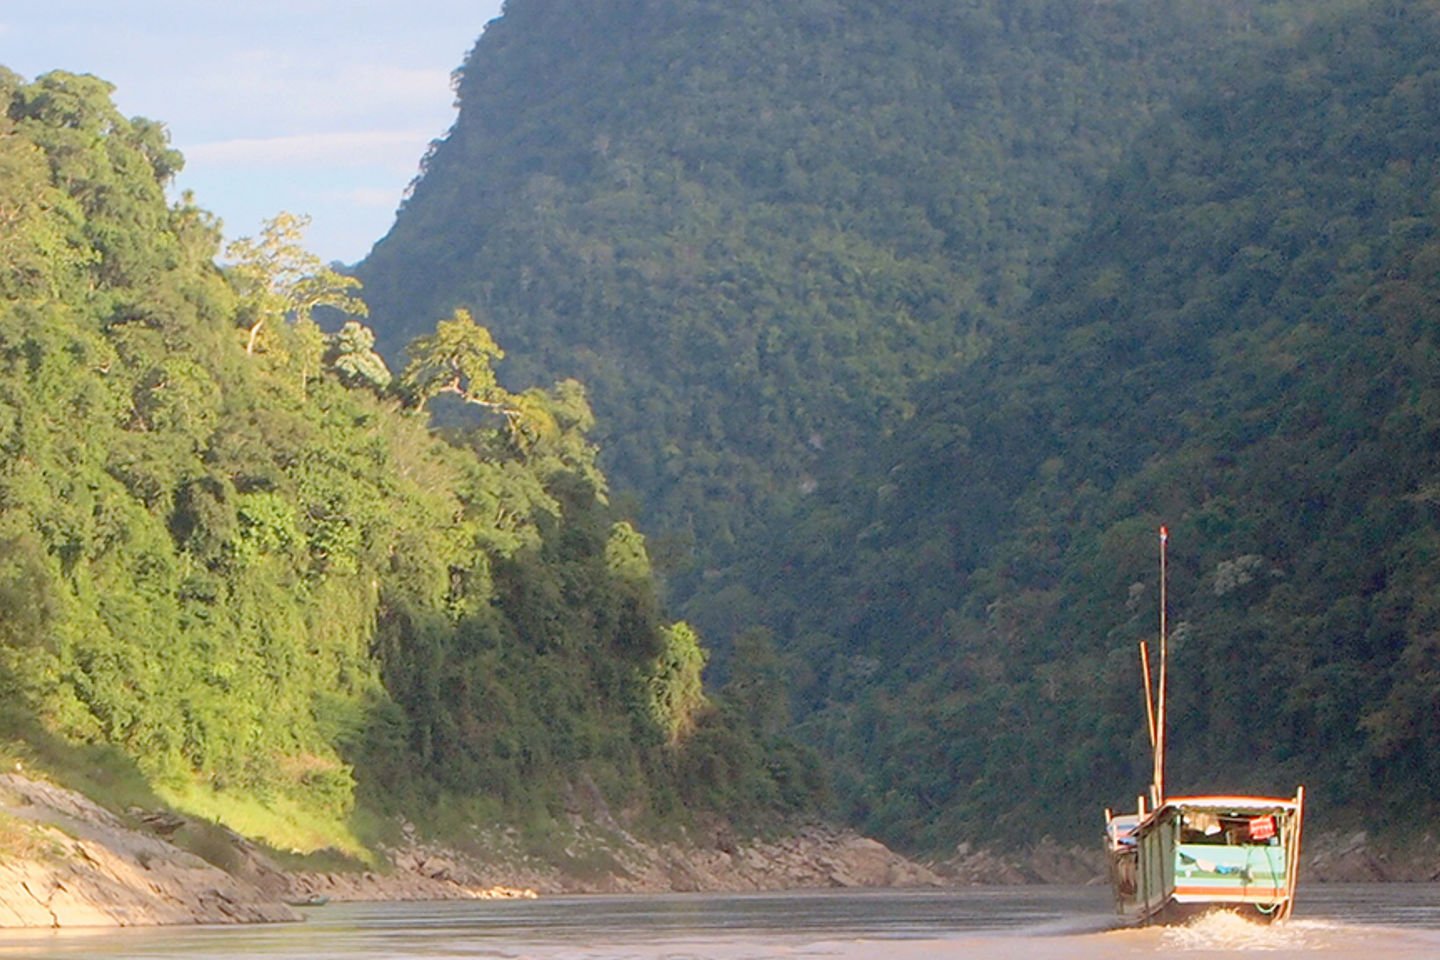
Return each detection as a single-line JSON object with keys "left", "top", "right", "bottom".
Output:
{"left": 754, "top": 2, "right": 1440, "bottom": 849}
{"left": 0, "top": 67, "right": 815, "bottom": 862}
{"left": 357, "top": 0, "right": 1332, "bottom": 594}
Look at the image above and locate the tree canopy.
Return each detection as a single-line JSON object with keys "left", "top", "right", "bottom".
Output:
{"left": 0, "top": 67, "right": 818, "bottom": 855}
{"left": 7, "top": 0, "right": 1439, "bottom": 863}
{"left": 358, "top": 0, "right": 1440, "bottom": 852}
{"left": 358, "top": 0, "right": 1352, "bottom": 602}
{"left": 719, "top": 1, "right": 1440, "bottom": 848}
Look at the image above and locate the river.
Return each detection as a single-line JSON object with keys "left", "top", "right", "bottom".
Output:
{"left": 0, "top": 884, "right": 1437, "bottom": 959}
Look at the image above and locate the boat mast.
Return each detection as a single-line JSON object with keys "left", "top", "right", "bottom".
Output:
{"left": 1139, "top": 638, "right": 1157, "bottom": 755}
{"left": 1153, "top": 525, "right": 1168, "bottom": 807}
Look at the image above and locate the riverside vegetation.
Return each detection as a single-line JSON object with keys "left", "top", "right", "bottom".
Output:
{"left": 356, "top": 0, "right": 1440, "bottom": 857}
{"left": 0, "top": 65, "right": 823, "bottom": 882}
{"left": 5, "top": 0, "right": 1440, "bottom": 899}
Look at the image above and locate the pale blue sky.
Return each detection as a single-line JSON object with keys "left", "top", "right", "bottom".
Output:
{"left": 2, "top": 1, "right": 506, "bottom": 264}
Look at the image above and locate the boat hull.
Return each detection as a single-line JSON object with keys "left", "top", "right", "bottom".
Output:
{"left": 1105, "top": 793, "right": 1304, "bottom": 927}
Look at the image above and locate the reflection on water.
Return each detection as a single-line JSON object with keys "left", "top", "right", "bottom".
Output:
{"left": 0, "top": 884, "right": 1436, "bottom": 959}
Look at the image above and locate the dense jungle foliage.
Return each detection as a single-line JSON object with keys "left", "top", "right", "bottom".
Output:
{"left": 0, "top": 67, "right": 818, "bottom": 855}
{"left": 358, "top": 0, "right": 1343, "bottom": 591}
{"left": 787, "top": 1, "right": 1440, "bottom": 848}
{"left": 360, "top": 0, "right": 1440, "bottom": 854}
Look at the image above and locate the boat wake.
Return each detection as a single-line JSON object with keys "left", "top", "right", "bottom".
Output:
{"left": 1158, "top": 911, "right": 1309, "bottom": 951}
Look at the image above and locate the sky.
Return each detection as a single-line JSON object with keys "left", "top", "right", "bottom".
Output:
{"left": 2, "top": 0, "right": 507, "bottom": 264}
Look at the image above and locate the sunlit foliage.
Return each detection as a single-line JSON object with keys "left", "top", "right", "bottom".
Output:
{"left": 0, "top": 68, "right": 817, "bottom": 847}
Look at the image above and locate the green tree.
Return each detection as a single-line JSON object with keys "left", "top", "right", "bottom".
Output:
{"left": 225, "top": 212, "right": 367, "bottom": 356}
{"left": 399, "top": 307, "right": 508, "bottom": 411}
{"left": 326, "top": 320, "right": 392, "bottom": 390}
{"left": 646, "top": 621, "right": 709, "bottom": 745}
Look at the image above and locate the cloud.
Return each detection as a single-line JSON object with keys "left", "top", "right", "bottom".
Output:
{"left": 335, "top": 187, "right": 407, "bottom": 209}
{"left": 344, "top": 65, "right": 456, "bottom": 109}
{"left": 177, "top": 50, "right": 455, "bottom": 133}
{"left": 183, "top": 129, "right": 433, "bottom": 169}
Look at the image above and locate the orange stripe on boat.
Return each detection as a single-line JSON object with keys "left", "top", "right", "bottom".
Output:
{"left": 1173, "top": 886, "right": 1285, "bottom": 900}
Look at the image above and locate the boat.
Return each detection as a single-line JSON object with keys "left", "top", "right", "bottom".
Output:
{"left": 1103, "top": 526, "right": 1305, "bottom": 925}
{"left": 284, "top": 893, "right": 330, "bottom": 907}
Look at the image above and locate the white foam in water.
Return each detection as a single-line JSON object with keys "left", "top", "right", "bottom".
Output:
{"left": 1160, "top": 911, "right": 1313, "bottom": 951}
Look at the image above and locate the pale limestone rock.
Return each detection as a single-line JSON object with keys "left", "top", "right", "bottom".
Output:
{"left": 0, "top": 775, "right": 298, "bottom": 928}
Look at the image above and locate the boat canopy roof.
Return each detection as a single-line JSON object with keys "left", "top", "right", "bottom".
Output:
{"left": 1161, "top": 795, "right": 1299, "bottom": 813}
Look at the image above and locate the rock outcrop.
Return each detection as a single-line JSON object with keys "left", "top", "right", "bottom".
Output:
{"left": 0, "top": 775, "right": 298, "bottom": 927}
{"left": 933, "top": 837, "right": 1104, "bottom": 886}
{"left": 288, "top": 822, "right": 942, "bottom": 899}
{"left": 1304, "top": 830, "right": 1440, "bottom": 883}
{"left": 0, "top": 774, "right": 943, "bottom": 926}
{"left": 557, "top": 822, "right": 944, "bottom": 893}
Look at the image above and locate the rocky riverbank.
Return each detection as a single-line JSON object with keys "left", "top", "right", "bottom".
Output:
{"left": 2, "top": 772, "right": 1436, "bottom": 928}
{"left": 0, "top": 773, "right": 940, "bottom": 927}
{"left": 278, "top": 826, "right": 940, "bottom": 904}
{"left": 0, "top": 774, "right": 297, "bottom": 927}
{"left": 324, "top": 820, "right": 944, "bottom": 897}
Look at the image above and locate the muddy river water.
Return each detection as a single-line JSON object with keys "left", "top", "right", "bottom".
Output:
{"left": 1, "top": 883, "right": 1438, "bottom": 959}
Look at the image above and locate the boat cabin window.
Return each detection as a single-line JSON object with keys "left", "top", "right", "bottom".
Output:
{"left": 1180, "top": 810, "right": 1281, "bottom": 845}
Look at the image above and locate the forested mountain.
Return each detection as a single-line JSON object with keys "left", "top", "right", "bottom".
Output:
{"left": 0, "top": 68, "right": 814, "bottom": 859}
{"left": 741, "top": 1, "right": 1440, "bottom": 849}
{"left": 9, "top": 0, "right": 1435, "bottom": 873}
{"left": 360, "top": 0, "right": 1440, "bottom": 856}
{"left": 358, "top": 0, "right": 1336, "bottom": 594}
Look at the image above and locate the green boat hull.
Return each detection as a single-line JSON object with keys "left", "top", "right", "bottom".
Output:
{"left": 1105, "top": 792, "right": 1304, "bottom": 926}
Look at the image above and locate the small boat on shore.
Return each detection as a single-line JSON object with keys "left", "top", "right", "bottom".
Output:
{"left": 1104, "top": 527, "right": 1304, "bottom": 925}
{"left": 284, "top": 893, "right": 330, "bottom": 907}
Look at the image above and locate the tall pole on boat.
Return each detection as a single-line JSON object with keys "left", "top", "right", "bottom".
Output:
{"left": 1154, "top": 525, "right": 1168, "bottom": 806}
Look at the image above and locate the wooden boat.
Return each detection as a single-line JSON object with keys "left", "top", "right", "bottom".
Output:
{"left": 284, "top": 893, "right": 330, "bottom": 907}
{"left": 1104, "top": 527, "right": 1304, "bottom": 925}
{"left": 1105, "top": 792, "right": 1304, "bottom": 924}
